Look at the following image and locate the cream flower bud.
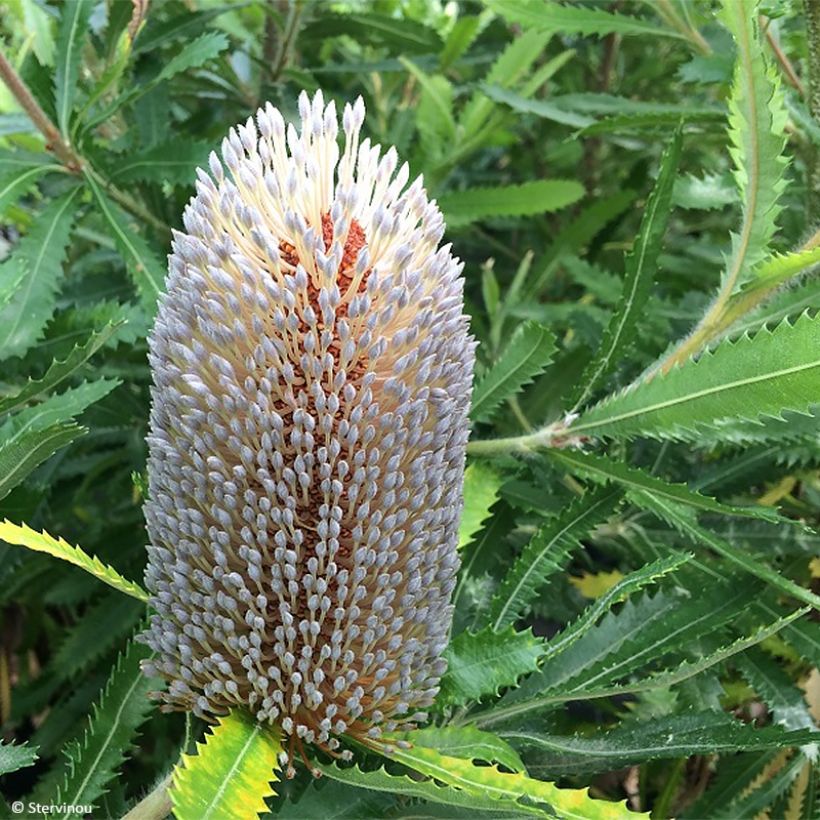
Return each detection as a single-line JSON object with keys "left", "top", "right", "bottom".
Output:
{"left": 140, "top": 91, "right": 474, "bottom": 765}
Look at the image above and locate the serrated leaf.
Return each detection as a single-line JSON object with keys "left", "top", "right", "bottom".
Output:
{"left": 548, "top": 449, "right": 781, "bottom": 522}
{"left": 53, "top": 0, "right": 93, "bottom": 136}
{"left": 369, "top": 738, "right": 640, "bottom": 819}
{"left": 487, "top": 0, "right": 685, "bottom": 40}
{"left": 171, "top": 710, "right": 282, "bottom": 820}
{"left": 0, "top": 422, "right": 82, "bottom": 500}
{"left": 0, "top": 377, "right": 118, "bottom": 498}
{"left": 302, "top": 12, "right": 441, "bottom": 52}
{"left": 471, "top": 322, "right": 557, "bottom": 423}
{"left": 720, "top": 0, "right": 788, "bottom": 292}
{"left": 0, "top": 739, "right": 38, "bottom": 776}
{"left": 673, "top": 172, "right": 736, "bottom": 210}
{"left": 489, "top": 488, "right": 621, "bottom": 630}
{"left": 109, "top": 140, "right": 212, "bottom": 186}
{"left": 0, "top": 520, "right": 148, "bottom": 601}
{"left": 0, "top": 189, "right": 81, "bottom": 360}
{"left": 392, "top": 726, "right": 525, "bottom": 773}
{"left": 737, "top": 649, "right": 819, "bottom": 742}
{"left": 279, "top": 778, "right": 394, "bottom": 819}
{"left": 0, "top": 152, "right": 62, "bottom": 214}
{"left": 314, "top": 760, "right": 512, "bottom": 814}
{"left": 746, "top": 245, "right": 820, "bottom": 292}
{"left": 505, "top": 710, "right": 820, "bottom": 777}
{"left": 84, "top": 172, "right": 165, "bottom": 312}
{"left": 157, "top": 31, "right": 229, "bottom": 86}
{"left": 523, "top": 189, "right": 637, "bottom": 302}
{"left": 571, "top": 313, "right": 820, "bottom": 441}
{"left": 716, "top": 752, "right": 806, "bottom": 819}
{"left": 481, "top": 604, "right": 807, "bottom": 727}
{"left": 51, "top": 635, "right": 158, "bottom": 819}
{"left": 439, "top": 180, "right": 583, "bottom": 228}
{"left": 399, "top": 57, "right": 455, "bottom": 142}
{"left": 459, "top": 461, "right": 503, "bottom": 549}
{"left": 440, "top": 626, "right": 545, "bottom": 706}
{"left": 0, "top": 323, "right": 122, "bottom": 417}
{"left": 540, "top": 553, "right": 690, "bottom": 664}
{"left": 458, "top": 30, "right": 553, "bottom": 147}
{"left": 573, "top": 128, "right": 681, "bottom": 408}
{"left": 636, "top": 492, "right": 820, "bottom": 611}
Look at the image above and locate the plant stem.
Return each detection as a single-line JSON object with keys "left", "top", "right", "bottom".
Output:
{"left": 0, "top": 49, "right": 82, "bottom": 170}
{"left": 0, "top": 46, "right": 168, "bottom": 236}
{"left": 806, "top": 0, "right": 820, "bottom": 219}
{"left": 269, "top": 1, "right": 303, "bottom": 83}
{"left": 121, "top": 773, "right": 172, "bottom": 820}
{"left": 652, "top": 0, "right": 711, "bottom": 55}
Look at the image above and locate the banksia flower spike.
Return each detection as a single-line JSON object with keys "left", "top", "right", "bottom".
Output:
{"left": 141, "top": 91, "right": 475, "bottom": 768}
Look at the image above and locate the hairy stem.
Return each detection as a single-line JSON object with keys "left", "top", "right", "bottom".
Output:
{"left": 121, "top": 773, "right": 172, "bottom": 820}
{"left": 806, "top": 0, "right": 820, "bottom": 218}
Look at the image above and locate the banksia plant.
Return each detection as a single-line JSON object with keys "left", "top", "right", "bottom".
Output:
{"left": 140, "top": 91, "right": 475, "bottom": 767}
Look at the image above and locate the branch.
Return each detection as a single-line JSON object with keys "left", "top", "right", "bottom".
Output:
{"left": 0, "top": 46, "right": 168, "bottom": 236}
{"left": 121, "top": 773, "right": 172, "bottom": 820}
{"left": 0, "top": 49, "right": 82, "bottom": 170}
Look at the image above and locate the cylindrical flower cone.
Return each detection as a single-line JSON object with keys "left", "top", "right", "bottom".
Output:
{"left": 141, "top": 91, "right": 475, "bottom": 767}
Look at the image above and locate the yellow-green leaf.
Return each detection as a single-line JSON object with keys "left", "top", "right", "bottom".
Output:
{"left": 171, "top": 711, "right": 282, "bottom": 820}
{"left": 459, "top": 461, "right": 503, "bottom": 548}
{"left": 370, "top": 739, "right": 641, "bottom": 819}
{"left": 0, "top": 519, "right": 148, "bottom": 602}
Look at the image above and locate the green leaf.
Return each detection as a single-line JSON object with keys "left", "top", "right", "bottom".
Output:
{"left": 635, "top": 492, "right": 820, "bottom": 611}
{"left": 52, "top": 635, "right": 158, "bottom": 819}
{"left": 0, "top": 323, "right": 122, "bottom": 417}
{"left": 523, "top": 189, "right": 637, "bottom": 302}
{"left": 156, "top": 31, "right": 229, "bottom": 87}
{"left": 458, "top": 30, "right": 553, "bottom": 147}
{"left": 737, "top": 649, "right": 818, "bottom": 740}
{"left": 399, "top": 57, "right": 455, "bottom": 141}
{"left": 53, "top": 0, "right": 93, "bottom": 136}
{"left": 480, "top": 605, "right": 807, "bottom": 727}
{"left": 673, "top": 172, "right": 736, "bottom": 210}
{"left": 489, "top": 488, "right": 622, "bottom": 630}
{"left": 440, "top": 626, "right": 545, "bottom": 706}
{"left": 487, "top": 0, "right": 685, "bottom": 40}
{"left": 369, "top": 738, "right": 640, "bottom": 819}
{"left": 314, "top": 760, "right": 513, "bottom": 814}
{"left": 504, "top": 711, "right": 820, "bottom": 777}
{"left": 0, "top": 739, "right": 38, "bottom": 776}
{"left": 571, "top": 313, "right": 820, "bottom": 441}
{"left": 744, "top": 245, "right": 820, "bottom": 292}
{"left": 0, "top": 379, "right": 117, "bottom": 450}
{"left": 539, "top": 553, "right": 691, "bottom": 664}
{"left": 471, "top": 322, "right": 557, "bottom": 424}
{"left": 0, "top": 152, "right": 62, "bottom": 214}
{"left": 171, "top": 711, "right": 282, "bottom": 820}
{"left": 109, "top": 140, "right": 212, "bottom": 186}
{"left": 0, "top": 422, "right": 82, "bottom": 501}
{"left": 0, "top": 189, "right": 81, "bottom": 360}
{"left": 302, "top": 12, "right": 441, "bottom": 53}
{"left": 547, "top": 449, "right": 781, "bottom": 522}
{"left": 459, "top": 461, "right": 504, "bottom": 549}
{"left": 439, "top": 180, "right": 584, "bottom": 228}
{"left": 573, "top": 128, "right": 681, "bottom": 408}
{"left": 392, "top": 726, "right": 526, "bottom": 772}
{"left": 84, "top": 172, "right": 165, "bottom": 312}
{"left": 0, "top": 520, "right": 148, "bottom": 601}
{"left": 0, "top": 378, "right": 118, "bottom": 498}
{"left": 720, "top": 0, "right": 788, "bottom": 292}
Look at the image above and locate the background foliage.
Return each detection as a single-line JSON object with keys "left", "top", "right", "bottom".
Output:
{"left": 1, "top": 0, "right": 820, "bottom": 817}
